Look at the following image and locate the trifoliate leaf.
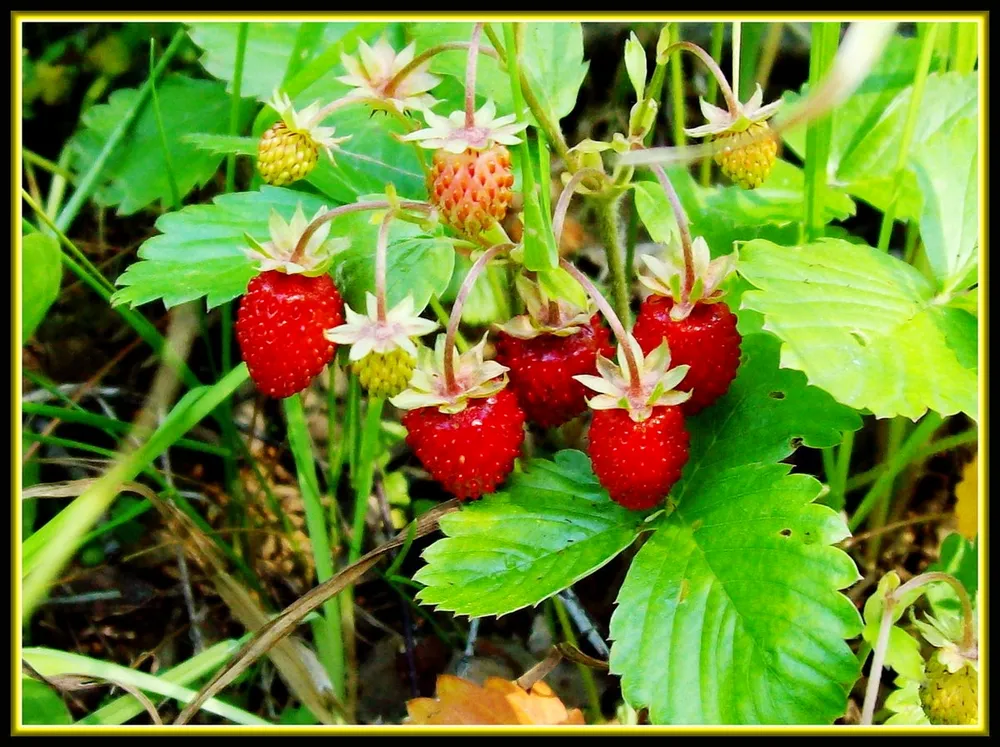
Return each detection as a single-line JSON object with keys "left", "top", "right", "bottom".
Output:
{"left": 739, "top": 238, "right": 978, "bottom": 421}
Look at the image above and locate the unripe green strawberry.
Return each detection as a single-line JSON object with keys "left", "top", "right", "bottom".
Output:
{"left": 429, "top": 146, "right": 515, "bottom": 237}
{"left": 685, "top": 83, "right": 782, "bottom": 190}
{"left": 713, "top": 121, "right": 778, "bottom": 190}
{"left": 352, "top": 349, "right": 416, "bottom": 399}
{"left": 920, "top": 658, "right": 978, "bottom": 726}
{"left": 257, "top": 121, "right": 320, "bottom": 187}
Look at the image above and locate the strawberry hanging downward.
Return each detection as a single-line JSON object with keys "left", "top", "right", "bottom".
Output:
{"left": 391, "top": 335, "right": 526, "bottom": 500}
{"left": 402, "top": 388, "right": 525, "bottom": 500}
{"left": 588, "top": 406, "right": 689, "bottom": 511}
{"left": 575, "top": 337, "right": 692, "bottom": 510}
{"left": 633, "top": 296, "right": 741, "bottom": 415}
{"left": 634, "top": 236, "right": 742, "bottom": 414}
{"left": 403, "top": 100, "right": 526, "bottom": 238}
{"left": 236, "top": 271, "right": 344, "bottom": 399}
{"left": 494, "top": 276, "right": 614, "bottom": 428}
{"left": 236, "top": 203, "right": 348, "bottom": 399}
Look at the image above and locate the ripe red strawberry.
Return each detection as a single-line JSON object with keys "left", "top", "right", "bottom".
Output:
{"left": 236, "top": 271, "right": 345, "bottom": 399}
{"left": 633, "top": 295, "right": 741, "bottom": 415}
{"left": 495, "top": 314, "right": 614, "bottom": 428}
{"left": 588, "top": 405, "right": 690, "bottom": 510}
{"left": 402, "top": 388, "right": 525, "bottom": 500}
{"left": 429, "top": 145, "right": 515, "bottom": 237}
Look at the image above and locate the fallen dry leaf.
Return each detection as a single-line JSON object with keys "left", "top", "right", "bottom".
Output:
{"left": 954, "top": 453, "right": 978, "bottom": 540}
{"left": 405, "top": 675, "right": 586, "bottom": 725}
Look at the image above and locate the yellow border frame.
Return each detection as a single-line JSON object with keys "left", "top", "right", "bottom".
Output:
{"left": 11, "top": 11, "right": 989, "bottom": 736}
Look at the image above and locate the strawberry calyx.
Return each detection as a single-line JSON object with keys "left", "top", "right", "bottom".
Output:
{"left": 266, "top": 91, "right": 351, "bottom": 163}
{"left": 575, "top": 335, "right": 691, "bottom": 422}
{"left": 338, "top": 35, "right": 442, "bottom": 116}
{"left": 325, "top": 292, "right": 438, "bottom": 363}
{"left": 684, "top": 83, "right": 782, "bottom": 139}
{"left": 639, "top": 236, "right": 737, "bottom": 321}
{"left": 494, "top": 275, "right": 596, "bottom": 340}
{"left": 390, "top": 333, "right": 510, "bottom": 415}
{"left": 403, "top": 100, "right": 527, "bottom": 154}
{"left": 243, "top": 203, "right": 349, "bottom": 277}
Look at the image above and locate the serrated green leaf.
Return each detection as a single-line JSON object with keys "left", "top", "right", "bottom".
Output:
{"left": 22, "top": 232, "right": 61, "bottom": 341}
{"left": 911, "top": 116, "right": 979, "bottom": 293}
{"left": 675, "top": 332, "right": 862, "bottom": 499}
{"left": 414, "top": 450, "right": 646, "bottom": 618}
{"left": 21, "top": 678, "right": 73, "bottom": 726}
{"left": 739, "top": 238, "right": 978, "bottom": 421}
{"left": 407, "top": 23, "right": 588, "bottom": 125}
{"left": 333, "top": 227, "right": 454, "bottom": 314}
{"left": 188, "top": 22, "right": 361, "bottom": 99}
{"left": 70, "top": 74, "right": 255, "bottom": 215}
{"left": 610, "top": 463, "right": 862, "bottom": 725}
{"left": 112, "top": 187, "right": 326, "bottom": 310}
{"left": 783, "top": 40, "right": 975, "bottom": 222}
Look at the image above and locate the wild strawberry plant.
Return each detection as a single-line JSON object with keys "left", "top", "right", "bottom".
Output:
{"left": 21, "top": 19, "right": 980, "bottom": 727}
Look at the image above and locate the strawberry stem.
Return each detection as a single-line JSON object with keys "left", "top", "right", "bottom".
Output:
{"left": 552, "top": 167, "right": 607, "bottom": 249}
{"left": 311, "top": 95, "right": 357, "bottom": 126}
{"left": 290, "top": 199, "right": 432, "bottom": 266}
{"left": 384, "top": 42, "right": 499, "bottom": 99}
{"left": 559, "top": 258, "right": 642, "bottom": 394}
{"left": 662, "top": 41, "right": 740, "bottom": 115}
{"left": 649, "top": 163, "right": 696, "bottom": 304}
{"left": 444, "top": 243, "right": 512, "bottom": 394}
{"left": 465, "top": 23, "right": 485, "bottom": 129}
{"left": 374, "top": 210, "right": 395, "bottom": 323}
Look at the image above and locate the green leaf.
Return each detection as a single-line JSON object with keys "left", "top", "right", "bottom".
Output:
{"left": 783, "top": 40, "right": 975, "bottom": 222}
{"left": 610, "top": 463, "right": 862, "bottom": 725}
{"left": 676, "top": 332, "right": 862, "bottom": 499}
{"left": 911, "top": 116, "right": 978, "bottom": 292}
{"left": 739, "top": 238, "right": 978, "bottom": 421}
{"left": 22, "top": 232, "right": 61, "bottom": 341}
{"left": 926, "top": 533, "right": 978, "bottom": 620}
{"left": 633, "top": 180, "right": 678, "bottom": 245}
{"left": 407, "top": 23, "right": 587, "bottom": 124}
{"left": 187, "top": 22, "right": 361, "bottom": 99}
{"left": 333, "top": 224, "right": 455, "bottom": 314}
{"left": 21, "top": 678, "right": 73, "bottom": 726}
{"left": 861, "top": 577, "right": 926, "bottom": 683}
{"left": 184, "top": 133, "right": 257, "bottom": 156}
{"left": 112, "top": 187, "right": 327, "bottom": 310}
{"left": 22, "top": 436, "right": 39, "bottom": 542}
{"left": 413, "top": 450, "right": 646, "bottom": 618}
{"left": 70, "top": 74, "right": 255, "bottom": 215}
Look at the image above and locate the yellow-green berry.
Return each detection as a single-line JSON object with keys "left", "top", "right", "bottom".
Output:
{"left": 920, "top": 658, "right": 978, "bottom": 726}
{"left": 713, "top": 121, "right": 778, "bottom": 190}
{"left": 257, "top": 121, "right": 320, "bottom": 187}
{"left": 352, "top": 349, "right": 416, "bottom": 399}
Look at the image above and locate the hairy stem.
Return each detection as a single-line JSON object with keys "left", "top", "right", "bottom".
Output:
{"left": 595, "top": 197, "right": 632, "bottom": 328}
{"left": 731, "top": 22, "right": 742, "bottom": 102}
{"left": 552, "top": 168, "right": 606, "bottom": 249}
{"left": 384, "top": 42, "right": 499, "bottom": 98}
{"left": 662, "top": 41, "right": 739, "bottom": 114}
{"left": 649, "top": 163, "right": 696, "bottom": 301}
{"left": 374, "top": 210, "right": 394, "bottom": 323}
{"left": 465, "top": 23, "right": 484, "bottom": 128}
{"left": 291, "top": 200, "right": 431, "bottom": 265}
{"left": 559, "top": 258, "right": 641, "bottom": 393}
{"left": 444, "top": 244, "right": 512, "bottom": 394}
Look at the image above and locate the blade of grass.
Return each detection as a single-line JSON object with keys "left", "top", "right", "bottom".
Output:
{"left": 23, "top": 646, "right": 268, "bottom": 726}
{"left": 149, "top": 40, "right": 182, "bottom": 211}
{"left": 77, "top": 635, "right": 252, "bottom": 725}
{"left": 803, "top": 22, "right": 841, "bottom": 242}
{"left": 876, "top": 22, "right": 938, "bottom": 252}
{"left": 283, "top": 394, "right": 345, "bottom": 705}
{"left": 552, "top": 596, "right": 602, "bottom": 722}
{"left": 669, "top": 23, "right": 687, "bottom": 148}
{"left": 226, "top": 23, "right": 250, "bottom": 193}
{"left": 698, "top": 23, "right": 725, "bottom": 186}
{"left": 22, "top": 365, "right": 250, "bottom": 617}
{"left": 54, "top": 27, "right": 187, "bottom": 233}
{"left": 349, "top": 397, "right": 385, "bottom": 564}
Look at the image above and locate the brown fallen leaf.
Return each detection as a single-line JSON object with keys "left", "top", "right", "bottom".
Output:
{"left": 954, "top": 453, "right": 978, "bottom": 540}
{"left": 405, "top": 674, "right": 585, "bottom": 725}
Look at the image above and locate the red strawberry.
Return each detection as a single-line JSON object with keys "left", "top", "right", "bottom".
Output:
{"left": 587, "top": 405, "right": 690, "bottom": 510}
{"left": 236, "top": 271, "right": 345, "bottom": 399}
{"left": 495, "top": 314, "right": 614, "bottom": 428}
{"left": 633, "top": 296, "right": 741, "bottom": 414}
{"left": 402, "top": 388, "right": 525, "bottom": 500}
{"left": 429, "top": 145, "right": 515, "bottom": 237}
